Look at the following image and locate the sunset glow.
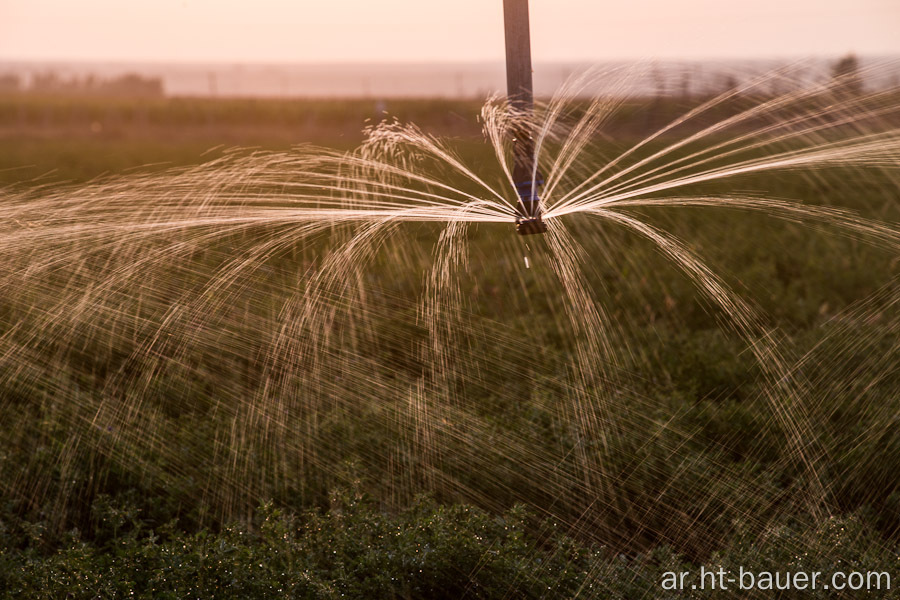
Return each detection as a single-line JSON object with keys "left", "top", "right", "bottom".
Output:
{"left": 2, "top": 0, "right": 899, "bottom": 63}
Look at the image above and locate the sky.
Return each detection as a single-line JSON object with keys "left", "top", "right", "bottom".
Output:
{"left": 1, "top": 0, "right": 899, "bottom": 64}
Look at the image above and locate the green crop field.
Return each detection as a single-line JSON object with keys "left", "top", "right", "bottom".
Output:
{"left": 1, "top": 91, "right": 899, "bottom": 598}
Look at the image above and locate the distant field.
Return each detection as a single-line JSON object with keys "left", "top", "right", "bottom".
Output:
{"left": 0, "top": 94, "right": 491, "bottom": 185}
{"left": 0, "top": 92, "right": 768, "bottom": 185}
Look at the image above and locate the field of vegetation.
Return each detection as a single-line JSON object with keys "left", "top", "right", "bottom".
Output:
{"left": 1, "top": 90, "right": 899, "bottom": 598}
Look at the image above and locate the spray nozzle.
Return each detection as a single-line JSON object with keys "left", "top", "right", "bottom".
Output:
{"left": 514, "top": 178, "right": 547, "bottom": 235}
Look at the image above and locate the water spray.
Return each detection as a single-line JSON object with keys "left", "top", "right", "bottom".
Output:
{"left": 504, "top": 0, "right": 547, "bottom": 235}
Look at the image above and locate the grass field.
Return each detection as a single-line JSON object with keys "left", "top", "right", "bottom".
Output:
{"left": 1, "top": 90, "right": 899, "bottom": 598}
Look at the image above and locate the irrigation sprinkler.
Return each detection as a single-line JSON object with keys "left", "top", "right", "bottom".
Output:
{"left": 504, "top": 0, "right": 547, "bottom": 235}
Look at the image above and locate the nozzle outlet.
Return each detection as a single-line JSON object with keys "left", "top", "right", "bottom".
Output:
{"left": 516, "top": 217, "right": 548, "bottom": 235}
{"left": 514, "top": 178, "right": 546, "bottom": 235}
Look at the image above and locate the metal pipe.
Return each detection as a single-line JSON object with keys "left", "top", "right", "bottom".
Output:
{"left": 503, "top": 0, "right": 546, "bottom": 235}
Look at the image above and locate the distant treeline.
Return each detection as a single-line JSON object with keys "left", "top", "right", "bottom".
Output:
{"left": 0, "top": 72, "right": 163, "bottom": 97}
{"left": 0, "top": 53, "right": 882, "bottom": 100}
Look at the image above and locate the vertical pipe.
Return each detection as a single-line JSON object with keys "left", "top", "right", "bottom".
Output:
{"left": 503, "top": 0, "right": 535, "bottom": 113}
{"left": 503, "top": 0, "right": 546, "bottom": 234}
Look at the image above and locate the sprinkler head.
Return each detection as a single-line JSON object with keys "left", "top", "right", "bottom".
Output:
{"left": 516, "top": 216, "right": 547, "bottom": 235}
{"left": 514, "top": 178, "right": 547, "bottom": 235}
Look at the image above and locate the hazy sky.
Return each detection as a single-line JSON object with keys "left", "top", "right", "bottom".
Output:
{"left": 2, "top": 0, "right": 898, "bottom": 63}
